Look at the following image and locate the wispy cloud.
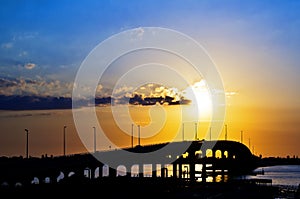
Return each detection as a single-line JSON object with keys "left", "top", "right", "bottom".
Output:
{"left": 130, "top": 27, "right": 145, "bottom": 41}
{"left": 0, "top": 77, "right": 73, "bottom": 98}
{"left": 12, "top": 32, "right": 39, "bottom": 41}
{"left": 1, "top": 42, "right": 13, "bottom": 49}
{"left": 24, "top": 63, "right": 36, "bottom": 70}
{"left": 225, "top": 91, "right": 238, "bottom": 98}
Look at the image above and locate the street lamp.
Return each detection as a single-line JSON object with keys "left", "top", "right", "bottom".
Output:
{"left": 63, "top": 125, "right": 67, "bottom": 156}
{"left": 138, "top": 125, "right": 141, "bottom": 146}
{"left": 182, "top": 123, "right": 185, "bottom": 141}
{"left": 195, "top": 123, "right": 198, "bottom": 140}
{"left": 93, "top": 126, "right": 96, "bottom": 153}
{"left": 25, "top": 129, "right": 29, "bottom": 158}
{"left": 131, "top": 124, "right": 134, "bottom": 148}
{"left": 240, "top": 130, "right": 243, "bottom": 144}
{"left": 225, "top": 124, "right": 228, "bottom": 140}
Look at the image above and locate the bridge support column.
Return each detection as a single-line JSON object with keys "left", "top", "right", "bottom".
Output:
{"left": 202, "top": 164, "right": 207, "bottom": 183}
{"left": 161, "top": 167, "right": 168, "bottom": 178}
{"left": 189, "top": 163, "right": 195, "bottom": 182}
{"left": 109, "top": 166, "right": 117, "bottom": 177}
{"left": 91, "top": 167, "right": 95, "bottom": 179}
{"left": 178, "top": 163, "right": 182, "bottom": 179}
{"left": 212, "top": 167, "right": 216, "bottom": 183}
{"left": 152, "top": 164, "right": 157, "bottom": 178}
{"left": 172, "top": 163, "right": 177, "bottom": 178}
{"left": 139, "top": 164, "right": 144, "bottom": 178}
{"left": 98, "top": 165, "right": 103, "bottom": 178}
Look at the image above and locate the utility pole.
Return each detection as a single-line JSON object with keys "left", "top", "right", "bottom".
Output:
{"left": 225, "top": 124, "right": 227, "bottom": 140}
{"left": 93, "top": 127, "right": 96, "bottom": 153}
{"left": 210, "top": 127, "right": 212, "bottom": 141}
{"left": 25, "top": 129, "right": 29, "bottom": 158}
{"left": 248, "top": 138, "right": 251, "bottom": 149}
{"left": 182, "top": 123, "right": 185, "bottom": 141}
{"left": 131, "top": 124, "right": 134, "bottom": 148}
{"left": 138, "top": 125, "right": 141, "bottom": 146}
{"left": 195, "top": 123, "right": 198, "bottom": 140}
{"left": 63, "top": 125, "right": 67, "bottom": 156}
{"left": 240, "top": 130, "right": 243, "bottom": 144}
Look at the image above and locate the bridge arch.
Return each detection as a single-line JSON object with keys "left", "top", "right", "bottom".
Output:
{"left": 224, "top": 151, "right": 228, "bottom": 158}
{"left": 131, "top": 164, "right": 139, "bottom": 177}
{"left": 215, "top": 150, "right": 222, "bottom": 159}
{"left": 206, "top": 149, "right": 213, "bottom": 157}
{"left": 102, "top": 164, "right": 109, "bottom": 177}
{"left": 195, "top": 150, "right": 203, "bottom": 159}
{"left": 116, "top": 165, "right": 127, "bottom": 177}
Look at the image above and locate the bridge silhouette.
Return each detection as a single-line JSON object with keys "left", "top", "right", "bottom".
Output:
{"left": 0, "top": 140, "right": 259, "bottom": 187}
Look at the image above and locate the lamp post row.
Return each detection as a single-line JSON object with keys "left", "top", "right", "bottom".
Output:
{"left": 24, "top": 125, "right": 98, "bottom": 158}
{"left": 24, "top": 124, "right": 254, "bottom": 157}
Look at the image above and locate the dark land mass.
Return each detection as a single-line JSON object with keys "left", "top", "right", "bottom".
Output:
{"left": 257, "top": 156, "right": 300, "bottom": 167}
{"left": 1, "top": 177, "right": 297, "bottom": 199}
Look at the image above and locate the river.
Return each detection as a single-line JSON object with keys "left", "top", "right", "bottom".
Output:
{"left": 238, "top": 165, "right": 300, "bottom": 187}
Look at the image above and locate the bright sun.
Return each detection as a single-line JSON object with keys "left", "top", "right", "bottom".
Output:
{"left": 183, "top": 80, "right": 212, "bottom": 119}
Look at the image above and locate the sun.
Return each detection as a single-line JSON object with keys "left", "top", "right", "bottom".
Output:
{"left": 183, "top": 80, "right": 212, "bottom": 120}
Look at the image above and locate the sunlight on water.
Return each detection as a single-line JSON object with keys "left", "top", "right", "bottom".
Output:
{"left": 243, "top": 165, "right": 300, "bottom": 187}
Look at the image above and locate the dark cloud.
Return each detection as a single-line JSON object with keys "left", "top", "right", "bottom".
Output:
{"left": 0, "top": 78, "right": 18, "bottom": 87}
{"left": 128, "top": 94, "right": 191, "bottom": 106}
{"left": 0, "top": 78, "right": 192, "bottom": 110}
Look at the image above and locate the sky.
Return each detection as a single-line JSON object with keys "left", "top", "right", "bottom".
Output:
{"left": 0, "top": 0, "right": 300, "bottom": 157}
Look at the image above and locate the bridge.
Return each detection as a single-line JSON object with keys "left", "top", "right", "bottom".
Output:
{"left": 0, "top": 140, "right": 259, "bottom": 187}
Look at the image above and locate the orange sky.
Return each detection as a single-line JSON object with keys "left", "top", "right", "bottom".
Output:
{"left": 0, "top": 102, "right": 299, "bottom": 158}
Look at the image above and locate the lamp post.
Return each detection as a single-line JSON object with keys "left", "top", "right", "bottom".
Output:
{"left": 63, "top": 125, "right": 67, "bottom": 156}
{"left": 240, "top": 130, "right": 243, "bottom": 144}
{"left": 248, "top": 138, "right": 251, "bottom": 149}
{"left": 131, "top": 124, "right": 134, "bottom": 148}
{"left": 195, "top": 123, "right": 198, "bottom": 140}
{"left": 225, "top": 124, "right": 228, "bottom": 140}
{"left": 93, "top": 127, "right": 96, "bottom": 153}
{"left": 25, "top": 129, "right": 29, "bottom": 158}
{"left": 138, "top": 125, "right": 141, "bottom": 146}
{"left": 182, "top": 123, "right": 185, "bottom": 141}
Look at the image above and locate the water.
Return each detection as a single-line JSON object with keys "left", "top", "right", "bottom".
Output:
{"left": 244, "top": 165, "right": 300, "bottom": 187}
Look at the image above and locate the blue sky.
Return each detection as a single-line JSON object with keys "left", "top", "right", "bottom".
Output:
{"left": 0, "top": 0, "right": 300, "bottom": 103}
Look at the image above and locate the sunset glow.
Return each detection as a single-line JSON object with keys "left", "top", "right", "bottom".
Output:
{"left": 0, "top": 0, "right": 299, "bottom": 159}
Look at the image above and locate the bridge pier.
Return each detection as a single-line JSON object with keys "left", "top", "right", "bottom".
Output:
{"left": 173, "top": 163, "right": 177, "bottom": 178}
{"left": 161, "top": 167, "right": 167, "bottom": 178}
{"left": 189, "top": 162, "right": 195, "bottom": 182}
{"left": 109, "top": 166, "right": 117, "bottom": 177}
{"left": 202, "top": 163, "right": 207, "bottom": 183}
{"left": 139, "top": 164, "right": 144, "bottom": 178}
{"left": 178, "top": 163, "right": 182, "bottom": 179}
{"left": 152, "top": 164, "right": 157, "bottom": 178}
